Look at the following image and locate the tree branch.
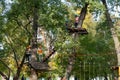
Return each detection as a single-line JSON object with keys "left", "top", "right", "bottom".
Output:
{"left": 42, "top": 34, "right": 57, "bottom": 62}
{"left": 42, "top": 48, "right": 56, "bottom": 62}
{"left": 0, "top": 71, "right": 8, "bottom": 80}
{"left": 0, "top": 59, "right": 13, "bottom": 74}
{"left": 15, "top": 19, "right": 32, "bottom": 37}
{"left": 0, "top": 59, "right": 13, "bottom": 80}
{"left": 4, "top": 34, "right": 19, "bottom": 67}
{"left": 13, "top": 48, "right": 28, "bottom": 80}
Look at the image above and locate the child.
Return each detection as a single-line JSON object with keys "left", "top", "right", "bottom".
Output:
{"left": 74, "top": 15, "right": 79, "bottom": 28}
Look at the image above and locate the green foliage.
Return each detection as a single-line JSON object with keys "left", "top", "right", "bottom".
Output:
{"left": 39, "top": 2, "right": 68, "bottom": 31}
{"left": 0, "top": 0, "right": 119, "bottom": 79}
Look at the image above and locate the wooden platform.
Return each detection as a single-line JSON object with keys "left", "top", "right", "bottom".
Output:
{"left": 67, "top": 27, "right": 88, "bottom": 34}
{"left": 29, "top": 61, "right": 50, "bottom": 71}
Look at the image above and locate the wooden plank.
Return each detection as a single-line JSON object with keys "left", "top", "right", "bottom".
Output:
{"left": 30, "top": 61, "right": 50, "bottom": 71}
{"left": 67, "top": 27, "right": 88, "bottom": 34}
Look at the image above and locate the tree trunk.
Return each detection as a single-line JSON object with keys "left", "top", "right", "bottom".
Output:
{"left": 47, "top": 76, "right": 52, "bottom": 80}
{"left": 29, "top": 6, "right": 38, "bottom": 80}
{"left": 78, "top": 3, "right": 89, "bottom": 28}
{"left": 62, "top": 54, "right": 74, "bottom": 80}
{"left": 29, "top": 69, "right": 38, "bottom": 80}
{"left": 101, "top": 0, "right": 120, "bottom": 80}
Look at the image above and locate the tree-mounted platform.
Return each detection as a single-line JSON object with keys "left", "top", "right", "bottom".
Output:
{"left": 67, "top": 27, "right": 88, "bottom": 35}
{"left": 29, "top": 61, "right": 50, "bottom": 71}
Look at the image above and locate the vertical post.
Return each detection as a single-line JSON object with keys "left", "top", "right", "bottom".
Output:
{"left": 93, "top": 62, "right": 95, "bottom": 80}
{"left": 80, "top": 61, "right": 82, "bottom": 80}
{"left": 99, "top": 64, "right": 101, "bottom": 80}
{"left": 83, "top": 61, "right": 85, "bottom": 80}
{"left": 88, "top": 62, "right": 90, "bottom": 80}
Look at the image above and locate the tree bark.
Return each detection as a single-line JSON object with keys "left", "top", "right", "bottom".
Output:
{"left": 62, "top": 54, "right": 74, "bottom": 80}
{"left": 29, "top": 69, "right": 38, "bottom": 80}
{"left": 78, "top": 3, "right": 89, "bottom": 28}
{"left": 101, "top": 0, "right": 120, "bottom": 80}
{"left": 29, "top": 6, "right": 38, "bottom": 80}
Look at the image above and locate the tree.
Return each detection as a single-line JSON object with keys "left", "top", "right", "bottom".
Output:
{"left": 101, "top": 0, "right": 120, "bottom": 79}
{"left": 0, "top": 0, "right": 119, "bottom": 80}
{"left": 0, "top": 0, "right": 68, "bottom": 79}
